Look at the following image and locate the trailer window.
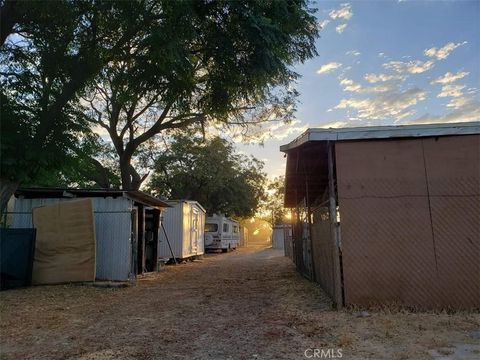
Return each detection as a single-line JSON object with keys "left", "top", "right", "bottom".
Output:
{"left": 205, "top": 223, "right": 218, "bottom": 232}
{"left": 223, "top": 223, "right": 229, "bottom": 233}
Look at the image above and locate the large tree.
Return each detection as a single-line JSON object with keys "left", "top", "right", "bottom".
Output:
{"left": 148, "top": 135, "right": 267, "bottom": 218}
{"left": 81, "top": 0, "right": 319, "bottom": 190}
{"left": 0, "top": 0, "right": 319, "bottom": 214}
{"left": 0, "top": 0, "right": 158, "bottom": 211}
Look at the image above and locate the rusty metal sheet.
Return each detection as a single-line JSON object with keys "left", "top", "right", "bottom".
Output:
{"left": 335, "top": 135, "right": 480, "bottom": 309}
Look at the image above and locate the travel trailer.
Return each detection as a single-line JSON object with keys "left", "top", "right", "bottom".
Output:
{"left": 204, "top": 215, "right": 240, "bottom": 252}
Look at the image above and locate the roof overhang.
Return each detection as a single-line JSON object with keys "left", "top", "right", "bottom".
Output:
{"left": 280, "top": 121, "right": 480, "bottom": 208}
{"left": 15, "top": 188, "right": 171, "bottom": 209}
{"left": 280, "top": 121, "right": 480, "bottom": 153}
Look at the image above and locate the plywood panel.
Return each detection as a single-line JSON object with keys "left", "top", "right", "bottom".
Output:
{"left": 32, "top": 199, "right": 96, "bottom": 284}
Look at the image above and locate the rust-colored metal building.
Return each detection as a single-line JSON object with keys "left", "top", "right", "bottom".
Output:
{"left": 281, "top": 122, "right": 480, "bottom": 309}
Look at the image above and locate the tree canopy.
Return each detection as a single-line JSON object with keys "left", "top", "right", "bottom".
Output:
{"left": 0, "top": 0, "right": 319, "bottom": 214}
{"left": 148, "top": 135, "right": 267, "bottom": 218}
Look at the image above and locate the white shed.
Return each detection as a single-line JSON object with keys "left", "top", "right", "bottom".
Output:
{"left": 272, "top": 225, "right": 292, "bottom": 250}
{"left": 10, "top": 188, "right": 170, "bottom": 281}
{"left": 159, "top": 200, "right": 206, "bottom": 260}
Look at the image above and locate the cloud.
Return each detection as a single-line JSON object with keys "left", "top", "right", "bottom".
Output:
{"left": 336, "top": 24, "right": 348, "bottom": 34}
{"left": 407, "top": 99, "right": 480, "bottom": 124}
{"left": 383, "top": 60, "right": 435, "bottom": 74}
{"left": 364, "top": 73, "right": 405, "bottom": 83}
{"left": 334, "top": 87, "right": 427, "bottom": 121}
{"left": 319, "top": 121, "right": 350, "bottom": 128}
{"left": 430, "top": 71, "right": 469, "bottom": 85}
{"left": 319, "top": 19, "right": 330, "bottom": 29}
{"left": 340, "top": 78, "right": 397, "bottom": 94}
{"left": 346, "top": 50, "right": 361, "bottom": 56}
{"left": 446, "top": 96, "right": 471, "bottom": 110}
{"left": 316, "top": 62, "right": 342, "bottom": 75}
{"left": 424, "top": 41, "right": 467, "bottom": 60}
{"left": 437, "top": 84, "right": 466, "bottom": 98}
{"left": 329, "top": 3, "right": 353, "bottom": 20}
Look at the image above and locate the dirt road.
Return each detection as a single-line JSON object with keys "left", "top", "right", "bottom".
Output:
{"left": 1, "top": 246, "right": 479, "bottom": 359}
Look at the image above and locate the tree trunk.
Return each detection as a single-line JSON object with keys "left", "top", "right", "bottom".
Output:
{"left": 0, "top": 178, "right": 19, "bottom": 217}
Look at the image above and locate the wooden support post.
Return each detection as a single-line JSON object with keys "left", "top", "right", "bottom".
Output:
{"left": 328, "top": 141, "right": 343, "bottom": 309}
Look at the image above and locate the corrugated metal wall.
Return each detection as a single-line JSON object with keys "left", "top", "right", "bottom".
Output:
{"left": 336, "top": 135, "right": 480, "bottom": 309}
{"left": 159, "top": 202, "right": 205, "bottom": 259}
{"left": 12, "top": 197, "right": 132, "bottom": 281}
{"left": 159, "top": 202, "right": 184, "bottom": 259}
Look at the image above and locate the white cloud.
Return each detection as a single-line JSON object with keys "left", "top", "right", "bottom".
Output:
{"left": 319, "top": 19, "right": 330, "bottom": 29}
{"left": 336, "top": 24, "right": 348, "bottom": 34}
{"left": 437, "top": 84, "right": 466, "bottom": 98}
{"left": 319, "top": 121, "right": 350, "bottom": 128}
{"left": 424, "top": 41, "right": 467, "bottom": 60}
{"left": 383, "top": 60, "right": 434, "bottom": 74}
{"left": 316, "top": 62, "right": 342, "bottom": 75}
{"left": 430, "top": 71, "right": 469, "bottom": 85}
{"left": 407, "top": 99, "right": 480, "bottom": 124}
{"left": 446, "top": 97, "right": 471, "bottom": 110}
{"left": 329, "top": 3, "right": 353, "bottom": 20}
{"left": 340, "top": 78, "right": 397, "bottom": 94}
{"left": 334, "top": 87, "right": 427, "bottom": 121}
{"left": 364, "top": 73, "right": 405, "bottom": 83}
{"left": 346, "top": 50, "right": 361, "bottom": 56}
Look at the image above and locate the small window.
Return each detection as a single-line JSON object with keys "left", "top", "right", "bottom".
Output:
{"left": 205, "top": 223, "right": 218, "bottom": 232}
{"left": 223, "top": 223, "right": 229, "bottom": 233}
{"left": 233, "top": 225, "right": 239, "bottom": 234}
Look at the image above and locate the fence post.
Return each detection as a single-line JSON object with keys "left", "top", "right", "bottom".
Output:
{"left": 328, "top": 141, "right": 343, "bottom": 309}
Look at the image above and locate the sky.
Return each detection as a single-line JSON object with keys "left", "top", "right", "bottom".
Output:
{"left": 236, "top": 0, "right": 480, "bottom": 179}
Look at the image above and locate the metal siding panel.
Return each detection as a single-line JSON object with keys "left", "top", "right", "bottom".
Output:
{"left": 183, "top": 203, "right": 190, "bottom": 258}
{"left": 159, "top": 202, "right": 184, "bottom": 258}
{"left": 11, "top": 197, "right": 132, "bottom": 281}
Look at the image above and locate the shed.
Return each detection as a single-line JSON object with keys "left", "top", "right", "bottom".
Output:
{"left": 281, "top": 121, "right": 480, "bottom": 309}
{"left": 11, "top": 188, "right": 170, "bottom": 281}
{"left": 271, "top": 224, "right": 292, "bottom": 251}
{"left": 158, "top": 200, "right": 206, "bottom": 260}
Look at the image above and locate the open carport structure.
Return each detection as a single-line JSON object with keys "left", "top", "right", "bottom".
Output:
{"left": 281, "top": 121, "right": 480, "bottom": 309}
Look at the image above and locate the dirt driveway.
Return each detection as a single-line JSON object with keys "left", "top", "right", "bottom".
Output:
{"left": 1, "top": 246, "right": 479, "bottom": 360}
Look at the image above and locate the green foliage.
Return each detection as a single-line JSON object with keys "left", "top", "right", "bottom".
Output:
{"left": 264, "top": 176, "right": 287, "bottom": 225}
{"left": 0, "top": 1, "right": 161, "bottom": 186}
{"left": 79, "top": 0, "right": 319, "bottom": 189}
{"left": 148, "top": 135, "right": 267, "bottom": 218}
{"left": 1, "top": 0, "right": 319, "bottom": 197}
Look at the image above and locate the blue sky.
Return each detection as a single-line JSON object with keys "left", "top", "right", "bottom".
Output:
{"left": 237, "top": 0, "right": 480, "bottom": 178}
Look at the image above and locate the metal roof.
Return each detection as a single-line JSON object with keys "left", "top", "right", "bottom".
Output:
{"left": 165, "top": 200, "right": 207, "bottom": 214}
{"left": 280, "top": 121, "right": 480, "bottom": 152}
{"left": 15, "top": 188, "right": 171, "bottom": 208}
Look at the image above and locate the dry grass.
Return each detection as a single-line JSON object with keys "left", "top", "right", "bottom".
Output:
{"left": 1, "top": 246, "right": 478, "bottom": 360}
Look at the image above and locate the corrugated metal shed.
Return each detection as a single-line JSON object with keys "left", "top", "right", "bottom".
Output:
{"left": 12, "top": 196, "right": 133, "bottom": 281}
{"left": 10, "top": 188, "right": 170, "bottom": 281}
{"left": 159, "top": 200, "right": 206, "bottom": 259}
